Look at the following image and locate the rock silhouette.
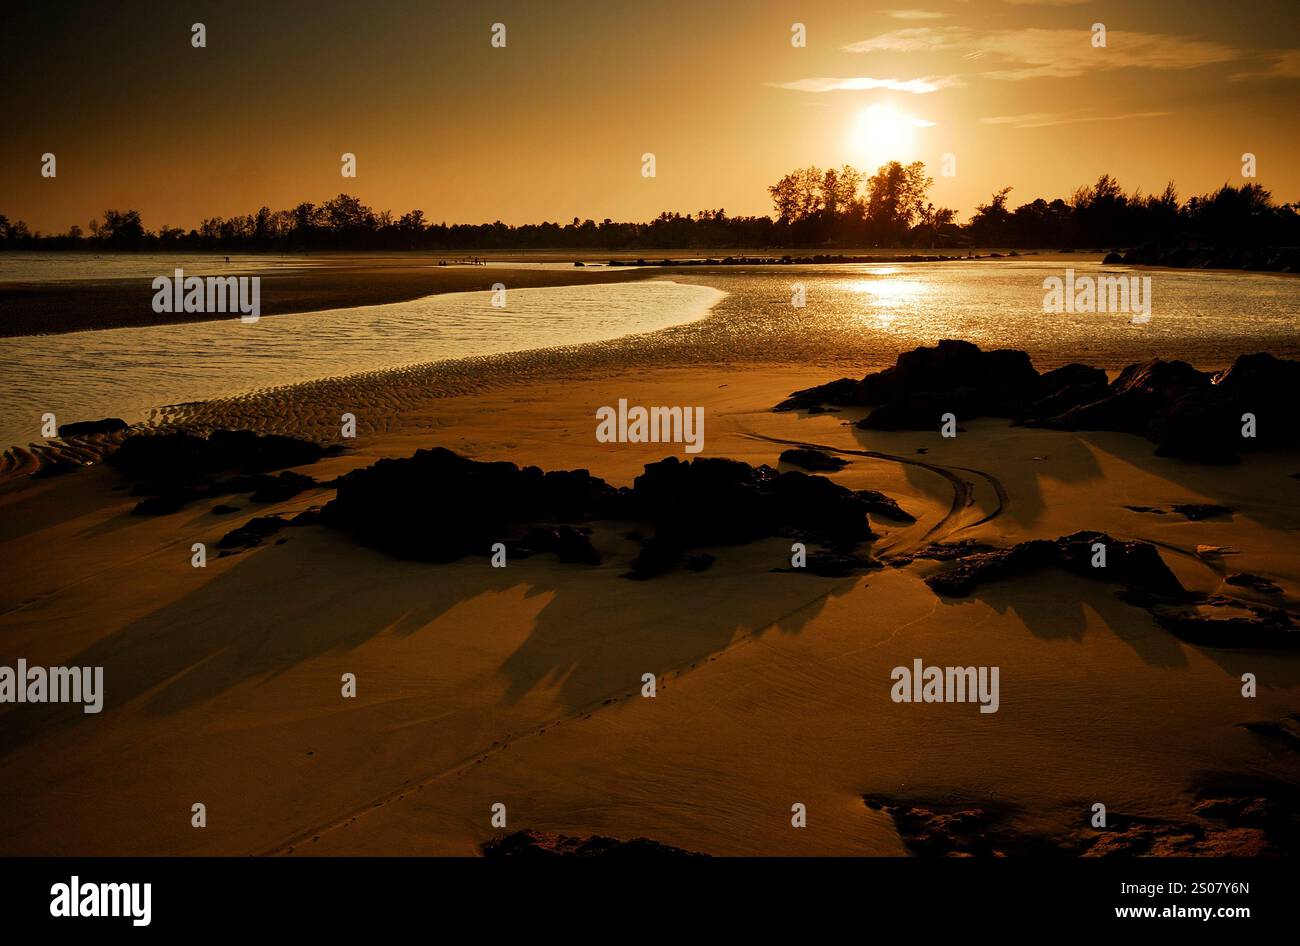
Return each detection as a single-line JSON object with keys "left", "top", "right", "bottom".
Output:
{"left": 777, "top": 341, "right": 1300, "bottom": 464}
{"left": 319, "top": 447, "right": 881, "bottom": 578}
{"left": 482, "top": 829, "right": 707, "bottom": 858}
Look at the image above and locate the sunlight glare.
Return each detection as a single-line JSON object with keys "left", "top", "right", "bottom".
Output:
{"left": 850, "top": 105, "right": 916, "bottom": 168}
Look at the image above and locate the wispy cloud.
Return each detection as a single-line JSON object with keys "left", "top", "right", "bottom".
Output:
{"left": 768, "top": 75, "right": 963, "bottom": 94}
{"left": 1231, "top": 49, "right": 1300, "bottom": 81}
{"left": 845, "top": 28, "right": 956, "bottom": 53}
{"left": 1001, "top": 0, "right": 1088, "bottom": 6}
{"left": 846, "top": 27, "right": 1240, "bottom": 80}
{"left": 980, "top": 110, "right": 1171, "bottom": 129}
{"left": 887, "top": 9, "right": 947, "bottom": 19}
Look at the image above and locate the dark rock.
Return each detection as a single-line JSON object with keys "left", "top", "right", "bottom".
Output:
{"left": 245, "top": 471, "right": 318, "bottom": 503}
{"left": 132, "top": 488, "right": 208, "bottom": 516}
{"left": 322, "top": 447, "right": 617, "bottom": 563}
{"left": 1102, "top": 252, "right": 1123, "bottom": 264}
{"left": 107, "top": 429, "right": 332, "bottom": 483}
{"left": 1225, "top": 572, "right": 1283, "bottom": 594}
{"left": 211, "top": 504, "right": 241, "bottom": 514}
{"left": 774, "top": 546, "right": 880, "bottom": 577}
{"left": 890, "top": 540, "right": 997, "bottom": 566}
{"left": 515, "top": 526, "right": 600, "bottom": 565}
{"left": 1031, "top": 351, "right": 1300, "bottom": 463}
{"left": 624, "top": 536, "right": 683, "bottom": 580}
{"left": 870, "top": 785, "right": 1296, "bottom": 857}
{"left": 924, "top": 531, "right": 1185, "bottom": 600}
{"left": 217, "top": 515, "right": 292, "bottom": 550}
{"left": 863, "top": 796, "right": 1064, "bottom": 857}
{"left": 320, "top": 448, "right": 888, "bottom": 578}
{"left": 1137, "top": 595, "right": 1297, "bottom": 648}
{"left": 130, "top": 470, "right": 320, "bottom": 515}
{"left": 1082, "top": 817, "right": 1268, "bottom": 857}
{"left": 778, "top": 340, "right": 1041, "bottom": 424}
{"left": 56, "top": 418, "right": 129, "bottom": 439}
{"left": 1125, "top": 502, "right": 1230, "bottom": 520}
{"left": 624, "top": 457, "right": 876, "bottom": 574}
{"left": 854, "top": 489, "right": 916, "bottom": 523}
{"left": 30, "top": 457, "right": 86, "bottom": 479}
{"left": 780, "top": 345, "right": 1295, "bottom": 465}
{"left": 779, "top": 448, "right": 848, "bottom": 472}
{"left": 1020, "top": 364, "right": 1109, "bottom": 419}
{"left": 482, "top": 829, "right": 707, "bottom": 859}
{"left": 1030, "top": 358, "right": 1210, "bottom": 435}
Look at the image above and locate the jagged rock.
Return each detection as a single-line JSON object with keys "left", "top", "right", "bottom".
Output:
{"left": 1225, "top": 572, "right": 1282, "bottom": 594}
{"left": 1136, "top": 595, "right": 1297, "bottom": 648}
{"left": 132, "top": 490, "right": 207, "bottom": 516}
{"left": 1029, "top": 358, "right": 1210, "bottom": 435}
{"left": 322, "top": 447, "right": 617, "bottom": 562}
{"left": 924, "top": 531, "right": 1185, "bottom": 599}
{"left": 513, "top": 526, "right": 600, "bottom": 565}
{"left": 1020, "top": 364, "right": 1109, "bottom": 419}
{"left": 1033, "top": 352, "right": 1300, "bottom": 463}
{"left": 130, "top": 470, "right": 319, "bottom": 515}
{"left": 622, "top": 456, "right": 876, "bottom": 577}
{"left": 482, "top": 829, "right": 707, "bottom": 859}
{"left": 29, "top": 456, "right": 88, "bottom": 479}
{"left": 869, "top": 786, "right": 1296, "bottom": 857}
{"left": 773, "top": 546, "right": 881, "bottom": 577}
{"left": 779, "top": 447, "right": 848, "bottom": 472}
{"left": 855, "top": 489, "right": 916, "bottom": 523}
{"left": 217, "top": 515, "right": 292, "bottom": 551}
{"left": 1124, "top": 505, "right": 1166, "bottom": 515}
{"left": 863, "top": 796, "right": 1064, "bottom": 857}
{"left": 107, "top": 429, "right": 333, "bottom": 482}
{"left": 56, "top": 417, "right": 129, "bottom": 438}
{"left": 1082, "top": 819, "right": 1268, "bottom": 857}
{"left": 777, "top": 341, "right": 1105, "bottom": 432}
{"left": 1125, "top": 502, "right": 1230, "bottom": 520}
{"left": 320, "top": 448, "right": 885, "bottom": 578}
{"left": 782, "top": 344, "right": 1300, "bottom": 464}
{"left": 900, "top": 540, "right": 998, "bottom": 564}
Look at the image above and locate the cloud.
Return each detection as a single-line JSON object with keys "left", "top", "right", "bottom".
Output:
{"left": 845, "top": 28, "right": 957, "bottom": 53}
{"left": 887, "top": 9, "right": 946, "bottom": 19}
{"left": 768, "top": 75, "right": 963, "bottom": 94}
{"left": 980, "top": 110, "right": 1171, "bottom": 128}
{"left": 845, "top": 27, "right": 1240, "bottom": 79}
{"left": 1001, "top": 0, "right": 1087, "bottom": 6}
{"left": 1231, "top": 49, "right": 1300, "bottom": 81}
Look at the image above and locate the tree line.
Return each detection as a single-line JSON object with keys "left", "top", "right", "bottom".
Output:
{"left": 2, "top": 163, "right": 1296, "bottom": 251}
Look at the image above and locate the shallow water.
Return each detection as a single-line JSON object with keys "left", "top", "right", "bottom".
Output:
{"left": 658, "top": 259, "right": 1300, "bottom": 371}
{"left": 1, "top": 257, "right": 1296, "bottom": 451}
{"left": 0, "top": 252, "right": 323, "bottom": 282}
{"left": 0, "top": 281, "right": 724, "bottom": 449}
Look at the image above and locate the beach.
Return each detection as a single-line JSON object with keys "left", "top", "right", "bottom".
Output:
{"left": 1, "top": 259, "right": 1298, "bottom": 855}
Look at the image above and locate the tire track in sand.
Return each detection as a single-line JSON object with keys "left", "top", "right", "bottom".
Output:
{"left": 740, "top": 431, "right": 1006, "bottom": 554}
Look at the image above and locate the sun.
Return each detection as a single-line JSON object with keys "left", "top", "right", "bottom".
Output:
{"left": 850, "top": 104, "right": 918, "bottom": 169}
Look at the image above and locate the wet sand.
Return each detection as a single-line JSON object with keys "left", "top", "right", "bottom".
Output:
{"left": 0, "top": 256, "right": 660, "bottom": 336}
{"left": 0, "top": 351, "right": 1297, "bottom": 855}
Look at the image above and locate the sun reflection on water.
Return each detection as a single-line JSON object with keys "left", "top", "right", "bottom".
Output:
{"left": 842, "top": 275, "right": 929, "bottom": 326}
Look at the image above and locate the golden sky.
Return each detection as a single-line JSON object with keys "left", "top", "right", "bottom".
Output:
{"left": 2, "top": 0, "right": 1297, "bottom": 233}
